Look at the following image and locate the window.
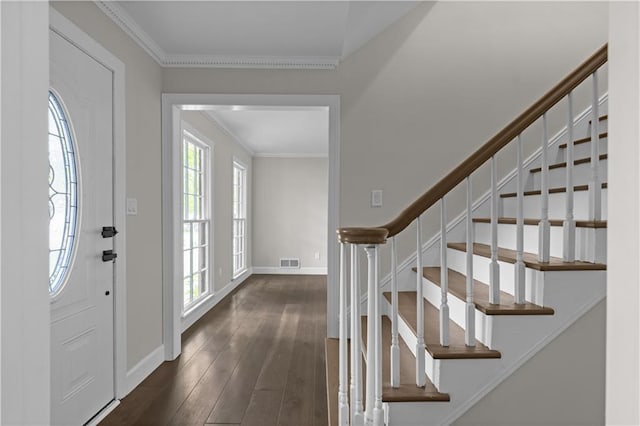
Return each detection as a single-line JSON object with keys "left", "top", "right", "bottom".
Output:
{"left": 182, "top": 130, "right": 211, "bottom": 310}
{"left": 48, "top": 91, "right": 79, "bottom": 296}
{"left": 232, "top": 161, "right": 247, "bottom": 277}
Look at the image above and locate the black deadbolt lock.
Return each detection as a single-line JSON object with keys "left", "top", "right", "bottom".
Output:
{"left": 102, "top": 250, "right": 118, "bottom": 262}
{"left": 102, "top": 226, "right": 118, "bottom": 238}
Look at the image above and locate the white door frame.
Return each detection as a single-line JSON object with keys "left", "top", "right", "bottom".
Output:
{"left": 49, "top": 8, "right": 128, "bottom": 400}
{"left": 161, "top": 93, "right": 340, "bottom": 360}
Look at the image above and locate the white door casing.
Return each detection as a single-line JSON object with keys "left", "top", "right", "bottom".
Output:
{"left": 49, "top": 29, "right": 115, "bottom": 425}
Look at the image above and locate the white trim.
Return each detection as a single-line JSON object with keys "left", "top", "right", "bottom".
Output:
{"left": 162, "top": 54, "right": 339, "bottom": 69}
{"left": 181, "top": 269, "right": 252, "bottom": 333}
{"left": 85, "top": 400, "right": 121, "bottom": 426}
{"left": 124, "top": 345, "right": 165, "bottom": 395}
{"left": 49, "top": 8, "right": 129, "bottom": 400}
{"left": 93, "top": 1, "right": 338, "bottom": 70}
{"left": 253, "top": 267, "right": 328, "bottom": 275}
{"left": 1, "top": 3, "right": 50, "bottom": 423}
{"left": 163, "top": 94, "right": 340, "bottom": 360}
{"left": 253, "top": 152, "right": 329, "bottom": 159}
{"left": 442, "top": 293, "right": 606, "bottom": 426}
{"left": 93, "top": 1, "right": 164, "bottom": 64}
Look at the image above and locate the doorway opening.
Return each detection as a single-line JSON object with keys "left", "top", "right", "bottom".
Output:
{"left": 162, "top": 94, "right": 340, "bottom": 360}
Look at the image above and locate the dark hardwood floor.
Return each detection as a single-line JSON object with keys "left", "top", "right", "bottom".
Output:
{"left": 100, "top": 274, "right": 328, "bottom": 426}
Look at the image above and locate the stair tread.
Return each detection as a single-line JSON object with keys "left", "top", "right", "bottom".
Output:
{"left": 559, "top": 131, "right": 607, "bottom": 149}
{"left": 383, "top": 291, "right": 501, "bottom": 359}
{"left": 415, "top": 267, "right": 554, "bottom": 315}
{"left": 472, "top": 217, "right": 607, "bottom": 228}
{"left": 501, "top": 182, "right": 607, "bottom": 198}
{"left": 361, "top": 316, "right": 450, "bottom": 402}
{"left": 589, "top": 114, "right": 608, "bottom": 123}
{"left": 448, "top": 242, "right": 606, "bottom": 271}
{"left": 529, "top": 154, "right": 607, "bottom": 173}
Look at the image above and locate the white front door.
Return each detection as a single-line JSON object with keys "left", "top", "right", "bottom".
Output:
{"left": 49, "top": 29, "right": 115, "bottom": 425}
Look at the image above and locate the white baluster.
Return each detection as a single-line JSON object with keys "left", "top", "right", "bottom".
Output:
{"left": 339, "top": 242, "right": 350, "bottom": 426}
{"left": 564, "top": 92, "right": 576, "bottom": 262}
{"left": 539, "top": 114, "right": 551, "bottom": 263}
{"left": 515, "top": 135, "right": 526, "bottom": 304}
{"left": 465, "top": 177, "right": 476, "bottom": 346}
{"left": 415, "top": 217, "right": 426, "bottom": 387}
{"left": 364, "top": 246, "right": 375, "bottom": 425}
{"left": 589, "top": 72, "right": 602, "bottom": 221}
{"left": 372, "top": 245, "right": 384, "bottom": 426}
{"left": 440, "top": 198, "right": 450, "bottom": 347}
{"left": 350, "top": 245, "right": 364, "bottom": 425}
{"left": 490, "top": 156, "right": 500, "bottom": 304}
{"left": 390, "top": 237, "right": 400, "bottom": 388}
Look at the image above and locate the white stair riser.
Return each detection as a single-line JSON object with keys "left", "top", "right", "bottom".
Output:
{"left": 501, "top": 188, "right": 608, "bottom": 220}
{"left": 447, "top": 247, "right": 517, "bottom": 296}
{"left": 529, "top": 158, "right": 607, "bottom": 189}
{"left": 473, "top": 222, "right": 606, "bottom": 263}
{"left": 557, "top": 138, "right": 607, "bottom": 161}
{"left": 422, "top": 278, "right": 490, "bottom": 346}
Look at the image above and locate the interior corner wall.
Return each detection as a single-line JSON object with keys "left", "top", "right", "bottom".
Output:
{"left": 180, "top": 111, "right": 253, "bottom": 289}
{"left": 51, "top": 1, "right": 164, "bottom": 370}
{"left": 252, "top": 157, "right": 328, "bottom": 272}
{"left": 607, "top": 2, "right": 640, "bottom": 424}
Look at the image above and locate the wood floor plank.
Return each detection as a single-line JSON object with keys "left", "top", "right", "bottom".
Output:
{"left": 241, "top": 390, "right": 283, "bottom": 426}
{"left": 99, "top": 275, "right": 328, "bottom": 426}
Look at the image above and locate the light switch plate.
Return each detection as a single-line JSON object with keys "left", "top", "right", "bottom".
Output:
{"left": 371, "top": 190, "right": 383, "bottom": 207}
{"left": 126, "top": 198, "right": 138, "bottom": 215}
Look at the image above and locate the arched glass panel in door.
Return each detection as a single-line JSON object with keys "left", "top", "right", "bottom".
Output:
{"left": 48, "top": 90, "right": 79, "bottom": 296}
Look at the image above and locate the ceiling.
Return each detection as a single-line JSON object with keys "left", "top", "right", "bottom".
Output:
{"left": 205, "top": 107, "right": 329, "bottom": 157}
{"left": 96, "top": 1, "right": 420, "bottom": 154}
{"left": 98, "top": 1, "right": 420, "bottom": 68}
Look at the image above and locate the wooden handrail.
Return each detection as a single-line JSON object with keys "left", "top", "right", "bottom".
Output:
{"left": 338, "top": 44, "right": 607, "bottom": 244}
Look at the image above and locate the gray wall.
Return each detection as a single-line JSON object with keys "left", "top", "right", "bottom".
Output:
{"left": 181, "top": 112, "right": 253, "bottom": 290}
{"left": 53, "top": 0, "right": 609, "bottom": 383}
{"left": 253, "top": 157, "right": 328, "bottom": 271}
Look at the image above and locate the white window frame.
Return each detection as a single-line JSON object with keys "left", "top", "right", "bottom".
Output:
{"left": 232, "top": 159, "right": 248, "bottom": 279}
{"left": 181, "top": 125, "right": 213, "bottom": 314}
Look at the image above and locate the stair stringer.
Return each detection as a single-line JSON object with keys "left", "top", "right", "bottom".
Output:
{"left": 383, "top": 270, "right": 605, "bottom": 426}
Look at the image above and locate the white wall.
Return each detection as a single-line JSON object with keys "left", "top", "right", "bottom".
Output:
{"left": 253, "top": 157, "right": 328, "bottom": 273}
{"left": 51, "top": 1, "right": 164, "bottom": 370}
{"left": 181, "top": 111, "right": 253, "bottom": 289}
{"left": 454, "top": 301, "right": 606, "bottom": 426}
{"left": 607, "top": 3, "right": 640, "bottom": 424}
{"left": 0, "top": 2, "right": 50, "bottom": 423}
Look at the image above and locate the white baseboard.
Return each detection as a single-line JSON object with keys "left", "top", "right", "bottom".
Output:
{"left": 181, "top": 268, "right": 253, "bottom": 332}
{"left": 252, "top": 266, "right": 327, "bottom": 275}
{"left": 125, "top": 344, "right": 165, "bottom": 395}
{"left": 86, "top": 400, "right": 121, "bottom": 426}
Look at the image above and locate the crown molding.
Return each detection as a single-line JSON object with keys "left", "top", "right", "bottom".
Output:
{"left": 94, "top": 1, "right": 165, "bottom": 65}
{"left": 254, "top": 153, "right": 329, "bottom": 159}
{"left": 94, "top": 1, "right": 339, "bottom": 69}
{"left": 162, "top": 55, "right": 339, "bottom": 69}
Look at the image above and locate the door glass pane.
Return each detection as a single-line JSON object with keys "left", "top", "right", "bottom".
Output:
{"left": 48, "top": 91, "right": 79, "bottom": 296}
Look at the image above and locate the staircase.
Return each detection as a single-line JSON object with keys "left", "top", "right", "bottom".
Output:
{"left": 326, "top": 45, "right": 608, "bottom": 426}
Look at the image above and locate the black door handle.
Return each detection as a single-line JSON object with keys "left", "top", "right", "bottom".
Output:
{"left": 102, "top": 250, "right": 117, "bottom": 262}
{"left": 102, "top": 226, "right": 118, "bottom": 238}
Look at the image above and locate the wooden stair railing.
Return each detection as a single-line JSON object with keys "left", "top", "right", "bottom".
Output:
{"left": 335, "top": 44, "right": 608, "bottom": 426}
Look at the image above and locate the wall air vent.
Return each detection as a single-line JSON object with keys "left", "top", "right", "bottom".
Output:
{"left": 280, "top": 258, "right": 300, "bottom": 269}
